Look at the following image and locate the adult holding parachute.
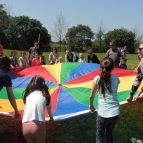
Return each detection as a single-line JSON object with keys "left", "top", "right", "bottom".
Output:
{"left": 0, "top": 56, "right": 21, "bottom": 118}
{"left": 127, "top": 43, "right": 143, "bottom": 102}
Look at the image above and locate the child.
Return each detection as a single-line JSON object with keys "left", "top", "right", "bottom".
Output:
{"left": 89, "top": 57, "right": 120, "bottom": 143}
{"left": 78, "top": 53, "right": 86, "bottom": 62}
{"left": 22, "top": 75, "right": 53, "bottom": 143}
{"left": 10, "top": 51, "right": 19, "bottom": 68}
{"left": 119, "top": 58, "right": 127, "bottom": 69}
{"left": 31, "top": 52, "right": 41, "bottom": 66}
{"left": 19, "top": 51, "right": 28, "bottom": 69}
{"left": 0, "top": 56, "right": 21, "bottom": 118}
{"left": 57, "top": 56, "right": 63, "bottom": 64}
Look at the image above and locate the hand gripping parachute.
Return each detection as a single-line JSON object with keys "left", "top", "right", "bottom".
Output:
{"left": 0, "top": 63, "right": 142, "bottom": 121}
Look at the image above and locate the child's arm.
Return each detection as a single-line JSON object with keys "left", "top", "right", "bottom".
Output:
{"left": 89, "top": 81, "right": 97, "bottom": 113}
{"left": 6, "top": 87, "right": 21, "bottom": 118}
{"left": 46, "top": 102, "right": 54, "bottom": 121}
{"left": 9, "top": 57, "right": 14, "bottom": 68}
{"left": 39, "top": 56, "right": 42, "bottom": 64}
{"left": 19, "top": 57, "right": 23, "bottom": 67}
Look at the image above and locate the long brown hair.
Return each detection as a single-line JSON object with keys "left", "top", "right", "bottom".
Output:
{"left": 23, "top": 75, "right": 50, "bottom": 105}
{"left": 98, "top": 57, "right": 114, "bottom": 97}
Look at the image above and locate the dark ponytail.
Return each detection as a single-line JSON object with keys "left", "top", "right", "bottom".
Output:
{"left": 98, "top": 57, "right": 114, "bottom": 97}
{"left": 23, "top": 75, "right": 50, "bottom": 105}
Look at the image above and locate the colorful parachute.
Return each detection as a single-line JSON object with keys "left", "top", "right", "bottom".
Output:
{"left": 0, "top": 63, "right": 142, "bottom": 121}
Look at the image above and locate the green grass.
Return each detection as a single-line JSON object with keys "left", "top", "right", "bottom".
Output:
{"left": 1, "top": 99, "right": 143, "bottom": 143}
{"left": 0, "top": 49, "right": 141, "bottom": 142}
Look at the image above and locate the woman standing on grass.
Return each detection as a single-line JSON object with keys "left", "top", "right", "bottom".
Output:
{"left": 0, "top": 56, "right": 21, "bottom": 118}
{"left": 89, "top": 57, "right": 120, "bottom": 143}
{"left": 22, "top": 75, "right": 53, "bottom": 143}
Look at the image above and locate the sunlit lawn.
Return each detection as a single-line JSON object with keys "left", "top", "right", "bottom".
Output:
{"left": 0, "top": 49, "right": 141, "bottom": 143}
{"left": 1, "top": 99, "right": 143, "bottom": 143}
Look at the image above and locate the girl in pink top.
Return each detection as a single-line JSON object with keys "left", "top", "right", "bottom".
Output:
{"left": 31, "top": 53, "right": 41, "bottom": 66}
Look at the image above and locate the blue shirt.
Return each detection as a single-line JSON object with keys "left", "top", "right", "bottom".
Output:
{"left": 94, "top": 74, "right": 120, "bottom": 118}
{"left": 0, "top": 72, "right": 12, "bottom": 90}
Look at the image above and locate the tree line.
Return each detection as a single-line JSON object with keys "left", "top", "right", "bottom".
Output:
{"left": 0, "top": 4, "right": 143, "bottom": 53}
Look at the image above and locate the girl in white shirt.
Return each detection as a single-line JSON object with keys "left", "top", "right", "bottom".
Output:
{"left": 19, "top": 51, "right": 28, "bottom": 69}
{"left": 89, "top": 57, "right": 120, "bottom": 143}
{"left": 22, "top": 75, "right": 53, "bottom": 143}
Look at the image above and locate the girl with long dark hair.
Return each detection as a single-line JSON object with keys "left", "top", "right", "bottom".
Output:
{"left": 22, "top": 75, "right": 53, "bottom": 143}
{"left": 90, "top": 57, "right": 120, "bottom": 143}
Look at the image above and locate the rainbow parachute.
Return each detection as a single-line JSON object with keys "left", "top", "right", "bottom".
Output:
{"left": 0, "top": 63, "right": 142, "bottom": 120}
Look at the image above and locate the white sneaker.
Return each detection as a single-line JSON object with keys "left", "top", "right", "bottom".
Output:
{"left": 131, "top": 138, "right": 143, "bottom": 143}
{"left": 131, "top": 137, "right": 137, "bottom": 143}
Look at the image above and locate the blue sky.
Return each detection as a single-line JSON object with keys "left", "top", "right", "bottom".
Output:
{"left": 1, "top": 0, "right": 143, "bottom": 41}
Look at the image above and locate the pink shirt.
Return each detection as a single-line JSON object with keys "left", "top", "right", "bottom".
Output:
{"left": 31, "top": 58, "right": 40, "bottom": 66}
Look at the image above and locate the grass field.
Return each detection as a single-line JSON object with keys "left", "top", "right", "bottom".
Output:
{"left": 0, "top": 49, "right": 142, "bottom": 143}
{"left": 1, "top": 99, "right": 143, "bottom": 143}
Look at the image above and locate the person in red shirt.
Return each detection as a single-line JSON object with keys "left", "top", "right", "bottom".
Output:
{"left": 0, "top": 44, "right": 3, "bottom": 56}
{"left": 31, "top": 53, "right": 41, "bottom": 66}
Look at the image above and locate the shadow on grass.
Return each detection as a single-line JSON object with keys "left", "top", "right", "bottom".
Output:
{"left": 1, "top": 99, "right": 143, "bottom": 143}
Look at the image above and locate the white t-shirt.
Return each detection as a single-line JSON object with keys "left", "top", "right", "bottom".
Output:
{"left": 94, "top": 74, "right": 120, "bottom": 118}
{"left": 19, "top": 57, "right": 28, "bottom": 68}
{"left": 78, "top": 58, "right": 86, "bottom": 63}
{"left": 22, "top": 91, "right": 47, "bottom": 123}
{"left": 48, "top": 52, "right": 59, "bottom": 64}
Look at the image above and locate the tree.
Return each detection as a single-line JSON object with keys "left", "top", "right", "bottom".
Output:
{"left": 0, "top": 4, "right": 12, "bottom": 48}
{"left": 65, "top": 24, "right": 94, "bottom": 51}
{"left": 0, "top": 29, "right": 10, "bottom": 49}
{"left": 52, "top": 12, "right": 68, "bottom": 51}
{"left": 5, "top": 16, "right": 51, "bottom": 51}
{"left": 94, "top": 19, "right": 105, "bottom": 52}
{"left": 0, "top": 4, "right": 12, "bottom": 32}
{"left": 104, "top": 28, "right": 135, "bottom": 53}
{"left": 132, "top": 26, "right": 143, "bottom": 50}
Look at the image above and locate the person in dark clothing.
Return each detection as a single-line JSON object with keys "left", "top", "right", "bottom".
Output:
{"left": 87, "top": 49, "right": 100, "bottom": 64}
{"left": 65, "top": 49, "right": 79, "bottom": 62}
{"left": 126, "top": 43, "right": 143, "bottom": 102}
{"left": 126, "top": 43, "right": 143, "bottom": 143}
{"left": 28, "top": 41, "right": 41, "bottom": 66}
{"left": 0, "top": 56, "right": 21, "bottom": 118}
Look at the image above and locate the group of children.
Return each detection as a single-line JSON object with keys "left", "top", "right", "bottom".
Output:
{"left": 10, "top": 51, "right": 28, "bottom": 68}
{"left": 9, "top": 50, "right": 88, "bottom": 69}
{"left": 9, "top": 49, "right": 128, "bottom": 72}
{"left": 9, "top": 50, "right": 63, "bottom": 69}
